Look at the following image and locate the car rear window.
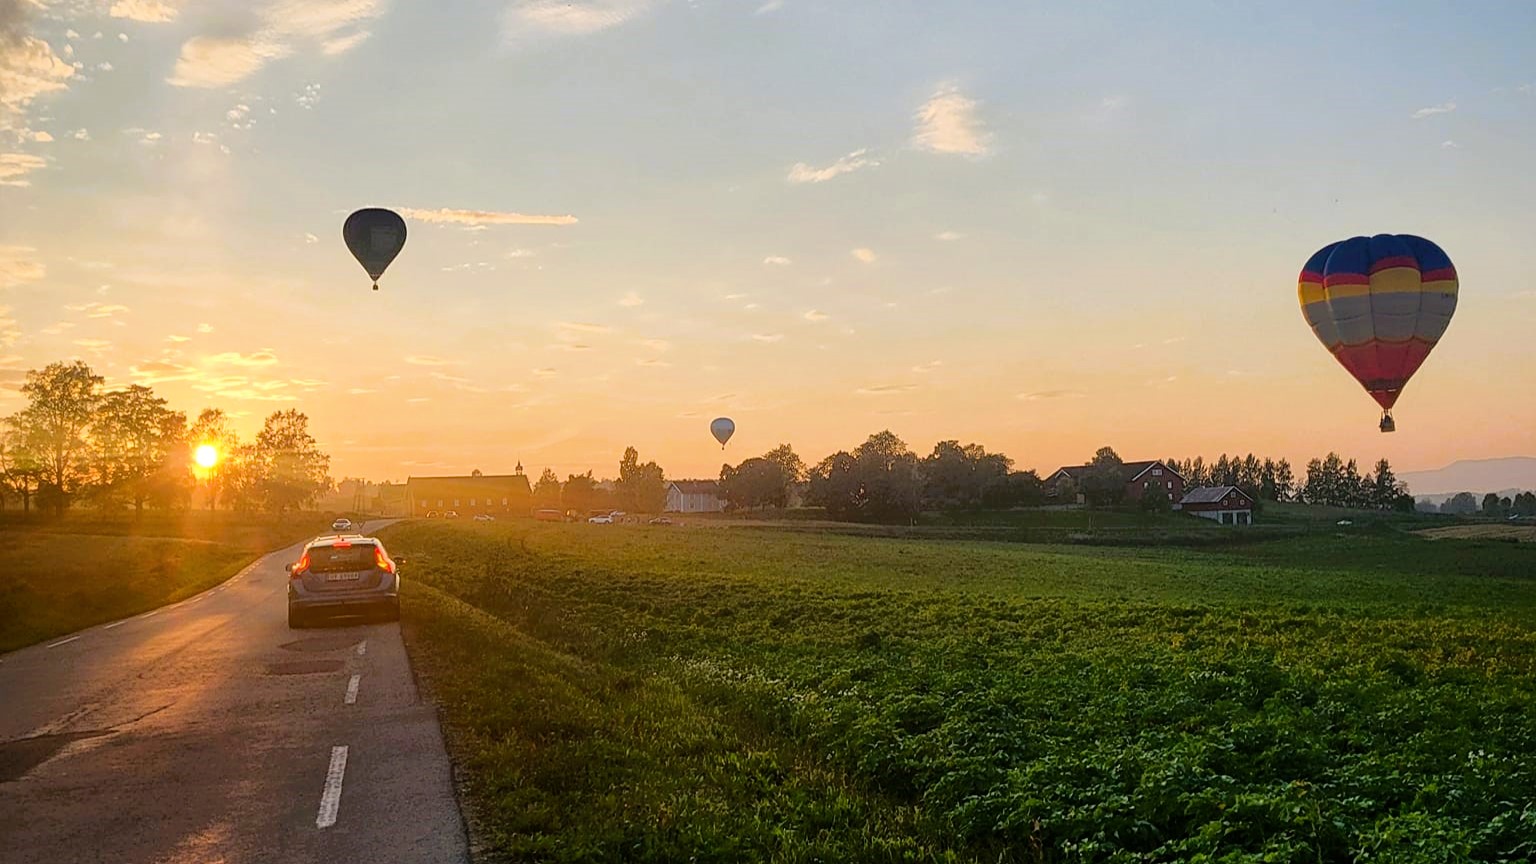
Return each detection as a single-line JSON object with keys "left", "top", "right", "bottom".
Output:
{"left": 307, "top": 543, "right": 375, "bottom": 573}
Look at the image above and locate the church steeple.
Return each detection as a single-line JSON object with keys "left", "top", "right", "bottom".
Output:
{"left": 515, "top": 461, "right": 524, "bottom": 475}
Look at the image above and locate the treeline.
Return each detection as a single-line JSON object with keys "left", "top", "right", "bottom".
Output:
{"left": 1, "top": 361, "right": 331, "bottom": 516}
{"left": 718, "top": 432, "right": 1044, "bottom": 522}
{"left": 1434, "top": 491, "right": 1536, "bottom": 518}
{"left": 1166, "top": 452, "right": 1413, "bottom": 511}
{"left": 529, "top": 447, "right": 668, "bottom": 514}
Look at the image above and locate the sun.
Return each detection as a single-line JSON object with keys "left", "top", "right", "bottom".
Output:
{"left": 194, "top": 444, "right": 220, "bottom": 469}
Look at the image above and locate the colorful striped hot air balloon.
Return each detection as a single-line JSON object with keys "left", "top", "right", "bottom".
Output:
{"left": 1298, "top": 234, "right": 1458, "bottom": 432}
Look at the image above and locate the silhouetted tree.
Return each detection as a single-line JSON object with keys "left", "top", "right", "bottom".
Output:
{"left": 89, "top": 385, "right": 188, "bottom": 516}
{"left": 253, "top": 410, "right": 332, "bottom": 512}
{"left": 1442, "top": 492, "right": 1478, "bottom": 515}
{"left": 921, "top": 440, "right": 1011, "bottom": 509}
{"left": 6, "top": 361, "right": 103, "bottom": 514}
{"left": 561, "top": 472, "right": 598, "bottom": 514}
{"left": 532, "top": 468, "right": 561, "bottom": 509}
{"left": 616, "top": 447, "right": 666, "bottom": 513}
{"left": 1082, "top": 446, "right": 1126, "bottom": 507}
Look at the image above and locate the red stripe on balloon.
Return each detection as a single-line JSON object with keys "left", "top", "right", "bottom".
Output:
{"left": 1420, "top": 267, "right": 1457, "bottom": 282}
{"left": 1368, "top": 256, "right": 1418, "bottom": 274}
{"left": 1323, "top": 273, "right": 1370, "bottom": 287}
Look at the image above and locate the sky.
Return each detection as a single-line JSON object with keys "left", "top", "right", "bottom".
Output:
{"left": 1, "top": 0, "right": 1534, "bottom": 483}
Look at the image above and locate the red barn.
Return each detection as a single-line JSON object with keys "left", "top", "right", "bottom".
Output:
{"left": 1177, "top": 486, "right": 1255, "bottom": 525}
{"left": 1045, "top": 460, "right": 1184, "bottom": 505}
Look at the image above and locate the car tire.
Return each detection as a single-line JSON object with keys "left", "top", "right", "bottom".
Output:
{"left": 380, "top": 599, "right": 401, "bottom": 623}
{"left": 287, "top": 606, "right": 306, "bottom": 629}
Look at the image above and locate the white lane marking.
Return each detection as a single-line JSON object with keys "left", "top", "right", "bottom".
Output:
{"left": 316, "top": 746, "right": 349, "bottom": 829}
{"left": 137, "top": 609, "right": 160, "bottom": 620}
{"left": 186, "top": 595, "right": 205, "bottom": 604}
{"left": 103, "top": 621, "right": 126, "bottom": 630}
{"left": 344, "top": 674, "right": 360, "bottom": 705}
{"left": 47, "top": 636, "right": 81, "bottom": 648}
{"left": 355, "top": 640, "right": 367, "bottom": 657}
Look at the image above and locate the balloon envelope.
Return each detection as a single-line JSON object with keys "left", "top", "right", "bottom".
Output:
{"left": 343, "top": 208, "right": 408, "bottom": 287}
{"left": 710, "top": 417, "right": 735, "bottom": 447}
{"left": 1298, "top": 234, "right": 1457, "bottom": 413}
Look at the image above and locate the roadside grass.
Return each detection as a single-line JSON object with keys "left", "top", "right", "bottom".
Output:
{"left": 388, "top": 521, "right": 1536, "bottom": 862}
{"left": 0, "top": 510, "right": 341, "bottom": 652}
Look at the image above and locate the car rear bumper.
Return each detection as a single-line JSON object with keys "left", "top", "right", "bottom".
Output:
{"left": 288, "top": 573, "right": 399, "bottom": 610}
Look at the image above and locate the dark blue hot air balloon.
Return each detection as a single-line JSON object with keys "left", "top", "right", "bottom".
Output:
{"left": 343, "top": 208, "right": 407, "bottom": 290}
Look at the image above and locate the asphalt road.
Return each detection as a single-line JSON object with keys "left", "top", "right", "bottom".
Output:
{"left": 0, "top": 521, "right": 469, "bottom": 864}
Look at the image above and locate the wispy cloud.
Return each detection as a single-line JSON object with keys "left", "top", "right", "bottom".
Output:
{"left": 1017, "top": 389, "right": 1084, "bottom": 401}
{"left": 167, "top": 0, "right": 383, "bottom": 89}
{"left": 1441, "top": 140, "right": 1460, "bottom": 149}
{"left": 0, "top": 246, "right": 45, "bottom": 287}
{"left": 762, "top": 255, "right": 792, "bottom": 266}
{"left": 787, "top": 148, "right": 878, "bottom": 184}
{"left": 0, "top": 8, "right": 74, "bottom": 131}
{"left": 751, "top": 333, "right": 783, "bottom": 343}
{"left": 851, "top": 247, "right": 877, "bottom": 264}
{"left": 405, "top": 354, "right": 457, "bottom": 366}
{"left": 0, "top": 152, "right": 47, "bottom": 187}
{"left": 207, "top": 349, "right": 279, "bottom": 367}
{"left": 64, "top": 301, "right": 130, "bottom": 319}
{"left": 110, "top": 0, "right": 181, "bottom": 23}
{"left": 398, "top": 207, "right": 578, "bottom": 226}
{"left": 855, "top": 383, "right": 916, "bottom": 396}
{"left": 911, "top": 360, "right": 942, "bottom": 373}
{"left": 73, "top": 338, "right": 113, "bottom": 355}
{"left": 641, "top": 338, "right": 670, "bottom": 352}
{"left": 618, "top": 291, "right": 643, "bottom": 307}
{"left": 934, "top": 231, "right": 963, "bottom": 241}
{"left": 802, "top": 309, "right": 828, "bottom": 322}
{"left": 913, "top": 81, "right": 990, "bottom": 156}
{"left": 557, "top": 321, "right": 612, "bottom": 335}
{"left": 1411, "top": 101, "right": 1456, "bottom": 119}
{"left": 504, "top": 0, "right": 657, "bottom": 38}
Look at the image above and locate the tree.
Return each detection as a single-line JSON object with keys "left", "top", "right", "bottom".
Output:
{"left": 1274, "top": 459, "right": 1295, "bottom": 503}
{"left": 188, "top": 408, "right": 238, "bottom": 510}
{"left": 561, "top": 471, "right": 598, "bottom": 514}
{"left": 1441, "top": 492, "right": 1478, "bottom": 515}
{"left": 6, "top": 361, "right": 104, "bottom": 514}
{"left": 921, "top": 440, "right": 1011, "bottom": 509}
{"left": 89, "top": 385, "right": 188, "bottom": 516}
{"left": 720, "top": 457, "right": 791, "bottom": 509}
{"left": 807, "top": 451, "right": 860, "bottom": 520}
{"left": 1482, "top": 492, "right": 1504, "bottom": 517}
{"left": 1081, "top": 446, "right": 1126, "bottom": 507}
{"left": 1140, "top": 481, "right": 1171, "bottom": 513}
{"left": 984, "top": 470, "right": 1045, "bottom": 508}
{"left": 0, "top": 431, "right": 43, "bottom": 513}
{"left": 1369, "top": 459, "right": 1404, "bottom": 510}
{"left": 252, "top": 410, "right": 331, "bottom": 512}
{"left": 616, "top": 447, "right": 666, "bottom": 513}
{"left": 533, "top": 468, "right": 562, "bottom": 509}
{"left": 762, "top": 444, "right": 806, "bottom": 487}
{"left": 1515, "top": 492, "right": 1536, "bottom": 517}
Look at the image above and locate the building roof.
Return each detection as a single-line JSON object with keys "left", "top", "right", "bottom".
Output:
{"left": 407, "top": 474, "right": 532, "bottom": 494}
{"left": 1180, "top": 485, "right": 1254, "bottom": 505}
{"left": 669, "top": 479, "right": 721, "bottom": 495}
{"left": 1050, "top": 460, "right": 1180, "bottom": 483}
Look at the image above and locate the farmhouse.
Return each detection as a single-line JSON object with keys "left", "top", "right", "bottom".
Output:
{"left": 1045, "top": 460, "right": 1185, "bottom": 505}
{"left": 406, "top": 469, "right": 532, "bottom": 518}
{"left": 1177, "top": 486, "right": 1255, "bottom": 525}
{"left": 665, "top": 480, "right": 726, "bottom": 513}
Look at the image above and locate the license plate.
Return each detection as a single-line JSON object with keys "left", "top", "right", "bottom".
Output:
{"left": 325, "top": 573, "right": 362, "bottom": 582}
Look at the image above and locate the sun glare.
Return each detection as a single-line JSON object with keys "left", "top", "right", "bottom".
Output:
{"left": 194, "top": 444, "right": 220, "bottom": 469}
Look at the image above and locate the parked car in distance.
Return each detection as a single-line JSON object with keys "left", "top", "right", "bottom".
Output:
{"left": 286, "top": 534, "right": 403, "bottom": 628}
{"left": 1336, "top": 519, "right": 1353, "bottom": 526}
{"left": 588, "top": 514, "right": 613, "bottom": 524}
{"left": 473, "top": 514, "right": 496, "bottom": 522}
{"left": 534, "top": 509, "right": 563, "bottom": 522}
{"left": 331, "top": 517, "right": 353, "bottom": 531}
{"left": 444, "top": 510, "right": 460, "bottom": 519}
{"left": 648, "top": 516, "right": 672, "bottom": 525}
{"left": 424, "top": 510, "right": 440, "bottom": 519}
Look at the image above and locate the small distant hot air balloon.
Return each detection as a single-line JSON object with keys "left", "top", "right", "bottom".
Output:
{"left": 1298, "top": 234, "right": 1458, "bottom": 432}
{"left": 710, "top": 417, "right": 735, "bottom": 449}
{"left": 343, "top": 208, "right": 408, "bottom": 290}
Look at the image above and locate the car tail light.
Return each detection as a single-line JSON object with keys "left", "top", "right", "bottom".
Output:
{"left": 291, "top": 553, "right": 309, "bottom": 577}
{"left": 333, "top": 540, "right": 352, "bottom": 548}
{"left": 375, "top": 546, "right": 395, "bottom": 574}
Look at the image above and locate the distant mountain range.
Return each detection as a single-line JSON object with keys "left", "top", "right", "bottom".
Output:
{"left": 1401, "top": 457, "right": 1536, "bottom": 499}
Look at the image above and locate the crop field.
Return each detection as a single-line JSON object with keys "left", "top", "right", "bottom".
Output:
{"left": 1418, "top": 524, "right": 1536, "bottom": 544}
{"left": 384, "top": 520, "right": 1536, "bottom": 863}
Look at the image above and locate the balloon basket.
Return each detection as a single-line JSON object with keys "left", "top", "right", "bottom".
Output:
{"left": 1379, "top": 412, "right": 1395, "bottom": 434}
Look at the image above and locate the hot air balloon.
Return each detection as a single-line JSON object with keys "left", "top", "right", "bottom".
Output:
{"left": 710, "top": 417, "right": 735, "bottom": 449}
{"left": 1298, "top": 234, "right": 1457, "bottom": 432}
{"left": 343, "top": 208, "right": 408, "bottom": 290}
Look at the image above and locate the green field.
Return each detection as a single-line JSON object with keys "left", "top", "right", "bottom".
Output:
{"left": 384, "top": 520, "right": 1536, "bottom": 863}
{"left": 0, "top": 511, "right": 342, "bottom": 652}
